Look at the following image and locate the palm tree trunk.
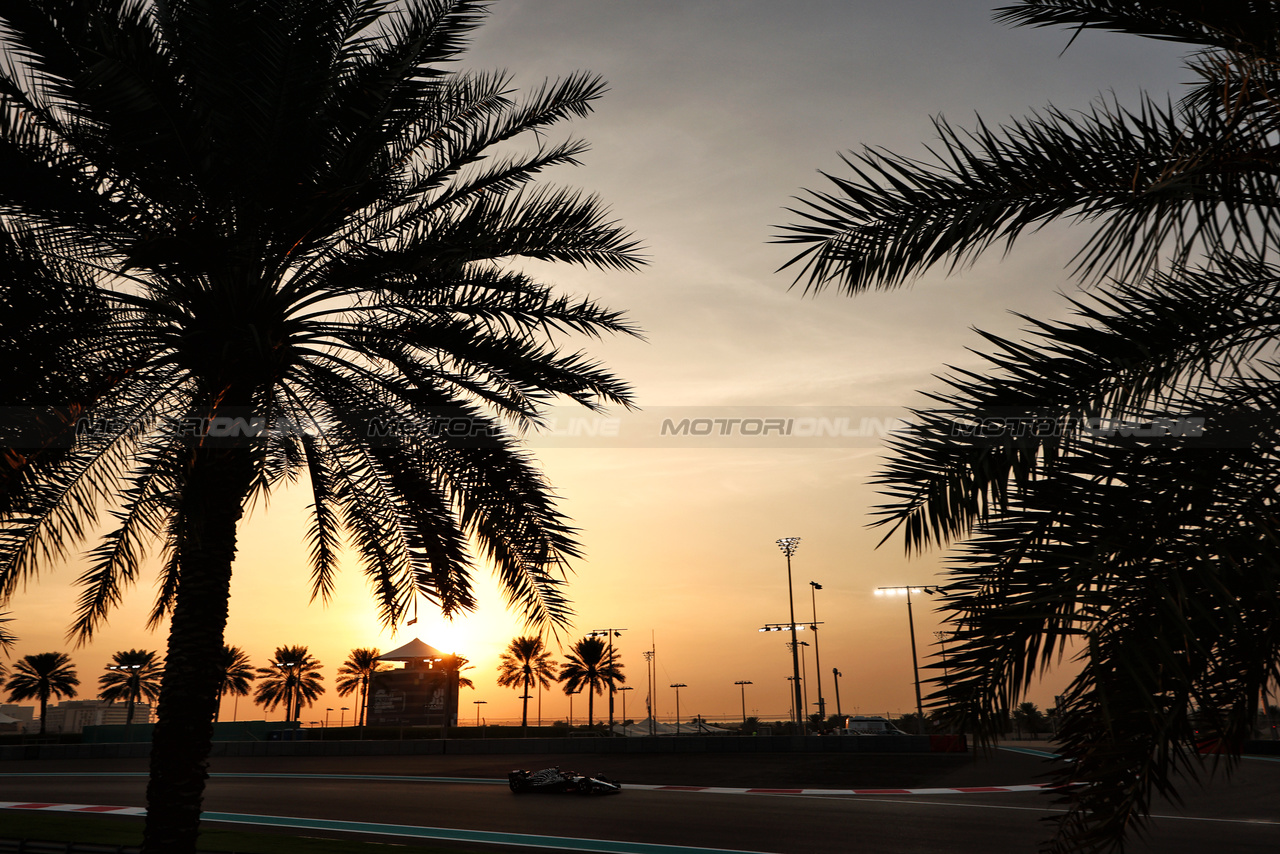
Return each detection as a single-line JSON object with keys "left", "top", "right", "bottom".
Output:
{"left": 38, "top": 696, "right": 47, "bottom": 736}
{"left": 141, "top": 444, "right": 254, "bottom": 854}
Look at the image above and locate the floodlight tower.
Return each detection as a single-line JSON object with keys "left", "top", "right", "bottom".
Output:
{"left": 734, "top": 680, "right": 753, "bottom": 728}
{"left": 588, "top": 627, "right": 627, "bottom": 734}
{"left": 670, "top": 683, "right": 687, "bottom": 735}
{"left": 810, "top": 581, "right": 826, "bottom": 722}
{"left": 776, "top": 537, "right": 805, "bottom": 734}
{"left": 875, "top": 585, "right": 939, "bottom": 733}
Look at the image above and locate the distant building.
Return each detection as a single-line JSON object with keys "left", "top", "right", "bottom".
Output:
{"left": 43, "top": 700, "right": 153, "bottom": 734}
{"left": 0, "top": 704, "right": 34, "bottom": 734}
{"left": 367, "top": 638, "right": 460, "bottom": 728}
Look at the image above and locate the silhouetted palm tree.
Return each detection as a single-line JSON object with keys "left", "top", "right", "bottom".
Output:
{"left": 557, "top": 636, "right": 624, "bottom": 728}
{"left": 496, "top": 636, "right": 556, "bottom": 730}
{"left": 778, "top": 4, "right": 1280, "bottom": 850}
{"left": 254, "top": 646, "right": 324, "bottom": 722}
{"left": 0, "top": 3, "right": 640, "bottom": 851}
{"left": 98, "top": 649, "right": 162, "bottom": 726}
{"left": 446, "top": 654, "right": 477, "bottom": 691}
{"left": 335, "top": 648, "right": 388, "bottom": 727}
{"left": 1013, "top": 702, "right": 1046, "bottom": 739}
{"left": 214, "top": 645, "right": 256, "bottom": 723}
{"left": 5, "top": 652, "right": 79, "bottom": 735}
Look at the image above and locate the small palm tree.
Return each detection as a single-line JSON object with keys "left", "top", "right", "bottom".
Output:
{"left": 1013, "top": 702, "right": 1047, "bottom": 740}
{"left": 558, "top": 636, "right": 624, "bottom": 729}
{"left": 214, "top": 646, "right": 256, "bottom": 723}
{"left": 497, "top": 636, "right": 557, "bottom": 731}
{"left": 253, "top": 646, "right": 324, "bottom": 722}
{"left": 335, "top": 648, "right": 388, "bottom": 727}
{"left": 98, "top": 649, "right": 163, "bottom": 726}
{"left": 5, "top": 652, "right": 79, "bottom": 735}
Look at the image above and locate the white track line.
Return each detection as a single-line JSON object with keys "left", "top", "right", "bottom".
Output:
{"left": 626, "top": 783, "right": 1061, "bottom": 795}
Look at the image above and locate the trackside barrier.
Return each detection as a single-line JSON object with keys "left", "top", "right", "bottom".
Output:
{"left": 930, "top": 734, "right": 967, "bottom": 752}
{"left": 0, "top": 734, "right": 965, "bottom": 761}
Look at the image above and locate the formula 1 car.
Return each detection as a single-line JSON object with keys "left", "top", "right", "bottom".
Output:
{"left": 508, "top": 767, "right": 622, "bottom": 795}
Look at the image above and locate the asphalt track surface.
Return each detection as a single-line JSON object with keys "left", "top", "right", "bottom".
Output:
{"left": 1, "top": 745, "right": 1277, "bottom": 853}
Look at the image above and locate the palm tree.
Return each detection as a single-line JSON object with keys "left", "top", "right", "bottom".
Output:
{"left": 446, "top": 654, "right": 477, "bottom": 691}
{"left": 254, "top": 646, "right": 325, "bottom": 722}
{"left": 0, "top": 3, "right": 640, "bottom": 851}
{"left": 5, "top": 652, "right": 79, "bottom": 735}
{"left": 496, "top": 636, "right": 557, "bottom": 730}
{"left": 214, "top": 645, "right": 256, "bottom": 723}
{"left": 335, "top": 648, "right": 389, "bottom": 728}
{"left": 98, "top": 649, "right": 163, "bottom": 726}
{"left": 557, "top": 635, "right": 624, "bottom": 729}
{"left": 778, "top": 3, "right": 1280, "bottom": 850}
{"left": 1012, "top": 702, "right": 1047, "bottom": 740}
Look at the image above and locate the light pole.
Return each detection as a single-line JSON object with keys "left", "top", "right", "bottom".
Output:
{"left": 934, "top": 630, "right": 953, "bottom": 683}
{"left": 107, "top": 663, "right": 144, "bottom": 739}
{"left": 107, "top": 664, "right": 143, "bottom": 716}
{"left": 618, "top": 685, "right": 633, "bottom": 731}
{"left": 934, "top": 629, "right": 954, "bottom": 724}
{"left": 799, "top": 640, "right": 811, "bottom": 720}
{"left": 340, "top": 707, "right": 349, "bottom": 728}
{"left": 776, "top": 537, "right": 806, "bottom": 734}
{"left": 568, "top": 689, "right": 581, "bottom": 730}
{"left": 325, "top": 707, "right": 332, "bottom": 727}
{"left": 643, "top": 649, "right": 656, "bottom": 735}
{"left": 787, "top": 640, "right": 811, "bottom": 723}
{"left": 832, "top": 668, "right": 843, "bottom": 719}
{"left": 809, "top": 581, "right": 826, "bottom": 723}
{"left": 735, "top": 681, "right": 752, "bottom": 728}
{"left": 670, "top": 683, "right": 686, "bottom": 735}
{"left": 474, "top": 699, "right": 487, "bottom": 726}
{"left": 760, "top": 622, "right": 821, "bottom": 722}
{"left": 588, "top": 628, "right": 627, "bottom": 735}
{"left": 875, "top": 585, "right": 939, "bottom": 734}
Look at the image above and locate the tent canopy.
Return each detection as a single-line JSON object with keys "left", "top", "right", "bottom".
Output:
{"left": 378, "top": 638, "right": 450, "bottom": 662}
{"left": 609, "top": 718, "right": 734, "bottom": 736}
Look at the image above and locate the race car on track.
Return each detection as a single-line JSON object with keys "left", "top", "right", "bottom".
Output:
{"left": 508, "top": 767, "right": 622, "bottom": 795}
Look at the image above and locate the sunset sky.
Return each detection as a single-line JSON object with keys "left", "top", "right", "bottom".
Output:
{"left": 5, "top": 2, "right": 1191, "bottom": 727}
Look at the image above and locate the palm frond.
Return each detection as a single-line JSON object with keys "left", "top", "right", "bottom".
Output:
{"left": 995, "top": 1, "right": 1280, "bottom": 57}
{"left": 778, "top": 97, "right": 1280, "bottom": 294}
{"left": 874, "top": 259, "right": 1280, "bottom": 552}
{"left": 69, "top": 439, "right": 182, "bottom": 643}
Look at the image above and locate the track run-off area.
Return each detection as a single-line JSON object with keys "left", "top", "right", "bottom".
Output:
{"left": 1, "top": 748, "right": 1277, "bottom": 854}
